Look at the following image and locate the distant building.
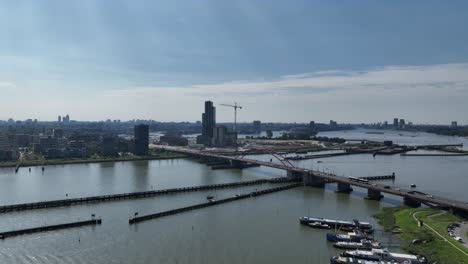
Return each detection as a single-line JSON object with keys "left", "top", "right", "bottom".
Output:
{"left": 0, "top": 135, "right": 19, "bottom": 161}
{"left": 39, "top": 136, "right": 59, "bottom": 154}
{"left": 253, "top": 120, "right": 261, "bottom": 133}
{"left": 451, "top": 121, "right": 458, "bottom": 128}
{"left": 134, "top": 124, "right": 149, "bottom": 155}
{"left": 32, "top": 143, "right": 42, "bottom": 155}
{"left": 0, "top": 149, "right": 18, "bottom": 161}
{"left": 63, "top": 114, "right": 70, "bottom": 124}
{"left": 202, "top": 101, "right": 216, "bottom": 137}
{"left": 0, "top": 135, "right": 15, "bottom": 151}
{"left": 197, "top": 101, "right": 216, "bottom": 146}
{"left": 58, "top": 115, "right": 62, "bottom": 123}
{"left": 212, "top": 125, "right": 237, "bottom": 147}
{"left": 393, "top": 118, "right": 399, "bottom": 128}
{"left": 309, "top": 121, "right": 315, "bottom": 129}
{"left": 68, "top": 140, "right": 87, "bottom": 157}
{"left": 330, "top": 120, "right": 337, "bottom": 127}
{"left": 45, "top": 148, "right": 65, "bottom": 159}
{"left": 399, "top": 119, "right": 405, "bottom": 129}
{"left": 69, "top": 140, "right": 86, "bottom": 149}
{"left": 101, "top": 136, "right": 118, "bottom": 156}
{"left": 53, "top": 128, "right": 64, "bottom": 138}
{"left": 159, "top": 134, "right": 189, "bottom": 146}
{"left": 15, "top": 134, "right": 31, "bottom": 147}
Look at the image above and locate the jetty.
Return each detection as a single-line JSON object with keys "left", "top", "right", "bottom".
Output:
{"left": 129, "top": 183, "right": 300, "bottom": 224}
{"left": 0, "top": 178, "right": 296, "bottom": 213}
{"left": 0, "top": 218, "right": 102, "bottom": 239}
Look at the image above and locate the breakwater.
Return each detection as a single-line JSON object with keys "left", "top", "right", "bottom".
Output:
{"left": 0, "top": 178, "right": 297, "bottom": 213}
{"left": 0, "top": 218, "right": 102, "bottom": 239}
{"left": 129, "top": 183, "right": 301, "bottom": 224}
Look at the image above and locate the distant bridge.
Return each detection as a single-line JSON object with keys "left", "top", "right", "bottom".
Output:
{"left": 157, "top": 145, "right": 468, "bottom": 214}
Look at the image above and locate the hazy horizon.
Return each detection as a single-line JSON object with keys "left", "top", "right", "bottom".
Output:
{"left": 1, "top": 1, "right": 468, "bottom": 123}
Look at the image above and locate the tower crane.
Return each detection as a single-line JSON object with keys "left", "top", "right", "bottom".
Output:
{"left": 220, "top": 103, "right": 243, "bottom": 132}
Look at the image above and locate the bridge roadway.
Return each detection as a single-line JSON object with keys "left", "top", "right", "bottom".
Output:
{"left": 158, "top": 146, "right": 468, "bottom": 213}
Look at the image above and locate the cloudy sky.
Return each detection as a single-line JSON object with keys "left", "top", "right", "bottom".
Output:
{"left": 1, "top": 1, "right": 468, "bottom": 124}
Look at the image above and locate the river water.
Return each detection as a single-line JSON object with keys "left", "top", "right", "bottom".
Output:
{"left": 0, "top": 129, "right": 467, "bottom": 263}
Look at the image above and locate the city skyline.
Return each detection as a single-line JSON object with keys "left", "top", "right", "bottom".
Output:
{"left": 1, "top": 1, "right": 468, "bottom": 123}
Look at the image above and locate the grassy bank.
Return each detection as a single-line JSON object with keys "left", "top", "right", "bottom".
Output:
{"left": 374, "top": 207, "right": 468, "bottom": 264}
{"left": 0, "top": 153, "right": 186, "bottom": 168}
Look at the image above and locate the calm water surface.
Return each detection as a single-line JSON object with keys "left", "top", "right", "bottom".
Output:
{"left": 0, "top": 129, "right": 466, "bottom": 263}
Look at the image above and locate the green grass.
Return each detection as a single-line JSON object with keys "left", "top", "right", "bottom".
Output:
{"left": 374, "top": 207, "right": 468, "bottom": 264}
{"left": 373, "top": 207, "right": 400, "bottom": 231}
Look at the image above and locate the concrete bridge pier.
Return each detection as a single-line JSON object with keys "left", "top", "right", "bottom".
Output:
{"left": 403, "top": 197, "right": 421, "bottom": 207}
{"left": 287, "top": 171, "right": 325, "bottom": 187}
{"left": 231, "top": 160, "right": 248, "bottom": 168}
{"left": 197, "top": 157, "right": 211, "bottom": 164}
{"left": 366, "top": 189, "right": 383, "bottom": 200}
{"left": 287, "top": 170, "right": 303, "bottom": 181}
{"left": 303, "top": 173, "right": 326, "bottom": 187}
{"left": 336, "top": 182, "right": 353, "bottom": 193}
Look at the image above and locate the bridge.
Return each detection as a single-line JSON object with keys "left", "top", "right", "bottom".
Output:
{"left": 157, "top": 146, "right": 468, "bottom": 214}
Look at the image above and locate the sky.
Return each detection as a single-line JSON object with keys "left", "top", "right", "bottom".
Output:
{"left": 1, "top": 1, "right": 468, "bottom": 124}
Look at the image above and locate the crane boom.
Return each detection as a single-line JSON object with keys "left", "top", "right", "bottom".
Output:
{"left": 219, "top": 103, "right": 243, "bottom": 131}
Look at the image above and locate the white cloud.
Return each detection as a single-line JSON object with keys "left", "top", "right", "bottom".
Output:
{"left": 96, "top": 63, "right": 468, "bottom": 123}
{"left": 0, "top": 82, "right": 15, "bottom": 89}
{"left": 104, "top": 63, "right": 468, "bottom": 98}
{"left": 2, "top": 63, "right": 467, "bottom": 123}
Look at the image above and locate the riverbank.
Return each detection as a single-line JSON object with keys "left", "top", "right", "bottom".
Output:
{"left": 0, "top": 153, "right": 186, "bottom": 168}
{"left": 374, "top": 207, "right": 468, "bottom": 264}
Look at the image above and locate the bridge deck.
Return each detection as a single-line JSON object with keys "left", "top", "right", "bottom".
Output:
{"left": 158, "top": 146, "right": 468, "bottom": 213}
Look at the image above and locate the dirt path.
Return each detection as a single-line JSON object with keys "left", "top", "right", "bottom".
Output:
{"left": 427, "top": 211, "right": 447, "bottom": 219}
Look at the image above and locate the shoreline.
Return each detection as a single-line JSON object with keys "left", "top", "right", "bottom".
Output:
{"left": 0, "top": 154, "right": 186, "bottom": 168}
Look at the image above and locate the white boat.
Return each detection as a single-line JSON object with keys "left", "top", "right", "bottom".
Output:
{"left": 331, "top": 256, "right": 401, "bottom": 263}
{"left": 342, "top": 248, "right": 427, "bottom": 263}
{"left": 333, "top": 240, "right": 382, "bottom": 250}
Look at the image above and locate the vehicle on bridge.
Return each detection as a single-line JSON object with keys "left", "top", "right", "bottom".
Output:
{"left": 348, "top": 177, "right": 369, "bottom": 184}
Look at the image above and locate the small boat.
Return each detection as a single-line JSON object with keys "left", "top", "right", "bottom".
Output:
{"left": 341, "top": 248, "right": 427, "bottom": 263}
{"left": 410, "top": 184, "right": 416, "bottom": 188}
{"left": 308, "top": 222, "right": 331, "bottom": 229}
{"left": 300, "top": 217, "right": 373, "bottom": 233}
{"left": 206, "top": 195, "right": 214, "bottom": 200}
{"left": 333, "top": 240, "right": 382, "bottom": 250}
{"left": 326, "top": 231, "right": 371, "bottom": 243}
{"left": 330, "top": 256, "right": 399, "bottom": 264}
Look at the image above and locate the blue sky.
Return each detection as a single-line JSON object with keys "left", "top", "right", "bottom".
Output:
{"left": 1, "top": 1, "right": 468, "bottom": 123}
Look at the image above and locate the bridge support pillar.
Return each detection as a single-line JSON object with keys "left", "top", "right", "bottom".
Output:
{"left": 231, "top": 160, "right": 248, "bottom": 168}
{"left": 287, "top": 171, "right": 325, "bottom": 186}
{"left": 336, "top": 182, "right": 353, "bottom": 193}
{"left": 198, "top": 157, "right": 210, "bottom": 164}
{"left": 366, "top": 189, "right": 383, "bottom": 200}
{"left": 303, "top": 173, "right": 325, "bottom": 187}
{"left": 287, "top": 170, "right": 303, "bottom": 181}
{"left": 403, "top": 197, "right": 421, "bottom": 208}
